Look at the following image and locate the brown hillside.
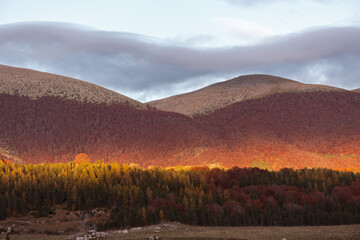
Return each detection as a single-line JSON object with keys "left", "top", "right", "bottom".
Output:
{"left": 0, "top": 93, "right": 213, "bottom": 165}
{"left": 0, "top": 64, "right": 144, "bottom": 108}
{"left": 194, "top": 91, "right": 360, "bottom": 170}
{"left": 148, "top": 74, "right": 344, "bottom": 116}
{"left": 1, "top": 91, "right": 360, "bottom": 171}
{"left": 352, "top": 88, "right": 360, "bottom": 93}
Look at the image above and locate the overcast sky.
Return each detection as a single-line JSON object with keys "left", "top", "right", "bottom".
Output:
{"left": 1, "top": 0, "right": 360, "bottom": 102}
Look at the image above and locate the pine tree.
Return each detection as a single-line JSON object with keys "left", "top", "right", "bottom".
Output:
{"left": 141, "top": 207, "right": 147, "bottom": 224}
{"left": 159, "top": 209, "right": 165, "bottom": 222}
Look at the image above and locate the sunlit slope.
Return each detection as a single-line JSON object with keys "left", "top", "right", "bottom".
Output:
{"left": 0, "top": 64, "right": 144, "bottom": 108}
{"left": 1, "top": 91, "right": 360, "bottom": 170}
{"left": 193, "top": 91, "right": 360, "bottom": 170}
{"left": 148, "top": 74, "right": 344, "bottom": 116}
{"left": 0, "top": 93, "right": 211, "bottom": 165}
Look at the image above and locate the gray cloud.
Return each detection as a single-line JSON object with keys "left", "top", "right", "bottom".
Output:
{"left": 1, "top": 22, "right": 360, "bottom": 101}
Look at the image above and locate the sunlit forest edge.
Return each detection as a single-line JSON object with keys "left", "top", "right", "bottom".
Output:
{"left": 1, "top": 157, "right": 360, "bottom": 230}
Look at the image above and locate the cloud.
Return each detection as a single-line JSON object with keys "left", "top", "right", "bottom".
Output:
{"left": 0, "top": 22, "right": 360, "bottom": 101}
{"left": 167, "top": 34, "right": 217, "bottom": 47}
{"left": 214, "top": 17, "right": 274, "bottom": 41}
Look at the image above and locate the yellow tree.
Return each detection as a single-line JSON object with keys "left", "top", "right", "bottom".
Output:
{"left": 74, "top": 153, "right": 91, "bottom": 164}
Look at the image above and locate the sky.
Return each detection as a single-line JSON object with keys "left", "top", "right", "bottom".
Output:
{"left": 0, "top": 0, "right": 360, "bottom": 102}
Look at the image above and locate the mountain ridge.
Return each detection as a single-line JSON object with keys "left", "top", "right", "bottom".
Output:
{"left": 0, "top": 64, "right": 145, "bottom": 108}
{"left": 148, "top": 74, "right": 345, "bottom": 116}
{"left": 1, "top": 65, "right": 359, "bottom": 171}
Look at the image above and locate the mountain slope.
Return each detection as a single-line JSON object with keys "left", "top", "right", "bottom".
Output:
{"left": 0, "top": 64, "right": 144, "bottom": 108}
{"left": 0, "top": 66, "right": 359, "bottom": 170}
{"left": 352, "top": 88, "right": 360, "bottom": 93}
{"left": 194, "top": 91, "right": 360, "bottom": 170}
{"left": 148, "top": 74, "right": 344, "bottom": 116}
{"left": 0, "top": 93, "right": 212, "bottom": 165}
{"left": 1, "top": 91, "right": 359, "bottom": 170}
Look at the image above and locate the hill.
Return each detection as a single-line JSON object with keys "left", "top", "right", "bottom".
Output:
{"left": 0, "top": 93, "right": 211, "bottom": 165}
{"left": 1, "top": 91, "right": 359, "bottom": 170}
{"left": 0, "top": 64, "right": 144, "bottom": 108}
{"left": 193, "top": 91, "right": 360, "bottom": 170}
{"left": 0, "top": 66, "right": 359, "bottom": 170}
{"left": 148, "top": 74, "right": 344, "bottom": 116}
{"left": 352, "top": 88, "right": 360, "bottom": 93}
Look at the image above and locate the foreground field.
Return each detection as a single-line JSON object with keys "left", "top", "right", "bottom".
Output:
{"left": 2, "top": 207, "right": 359, "bottom": 239}
{"left": 109, "top": 223, "right": 360, "bottom": 240}
{"left": 4, "top": 223, "right": 360, "bottom": 240}
{"left": 2, "top": 207, "right": 360, "bottom": 240}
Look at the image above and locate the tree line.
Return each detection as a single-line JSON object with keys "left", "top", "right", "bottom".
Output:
{"left": 0, "top": 160, "right": 359, "bottom": 229}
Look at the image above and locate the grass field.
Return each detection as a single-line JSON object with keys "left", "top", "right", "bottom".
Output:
{"left": 1, "top": 208, "right": 359, "bottom": 240}
{"left": 4, "top": 223, "right": 360, "bottom": 240}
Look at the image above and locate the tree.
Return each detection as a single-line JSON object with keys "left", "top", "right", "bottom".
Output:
{"left": 159, "top": 209, "right": 165, "bottom": 222}
{"left": 74, "top": 153, "right": 91, "bottom": 164}
{"left": 141, "top": 207, "right": 147, "bottom": 224}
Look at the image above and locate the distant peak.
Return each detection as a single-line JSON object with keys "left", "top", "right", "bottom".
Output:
{"left": 148, "top": 74, "right": 344, "bottom": 116}
{"left": 208, "top": 74, "right": 298, "bottom": 88}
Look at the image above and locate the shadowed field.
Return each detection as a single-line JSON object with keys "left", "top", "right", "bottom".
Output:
{"left": 5, "top": 223, "right": 360, "bottom": 240}
{"left": 108, "top": 223, "right": 360, "bottom": 240}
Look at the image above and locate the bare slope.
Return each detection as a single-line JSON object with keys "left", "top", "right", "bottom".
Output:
{"left": 148, "top": 74, "right": 344, "bottom": 116}
{"left": 0, "top": 64, "right": 144, "bottom": 108}
{"left": 352, "top": 88, "right": 360, "bottom": 93}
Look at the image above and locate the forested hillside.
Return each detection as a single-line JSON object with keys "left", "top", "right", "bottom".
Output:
{"left": 1, "top": 91, "right": 360, "bottom": 170}
{"left": 195, "top": 91, "right": 360, "bottom": 170}
{"left": 0, "top": 93, "right": 211, "bottom": 165}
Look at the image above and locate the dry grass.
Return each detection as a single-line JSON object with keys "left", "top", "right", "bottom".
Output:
{"left": 5, "top": 234, "right": 66, "bottom": 240}
{"left": 148, "top": 74, "right": 345, "bottom": 116}
{"left": 4, "top": 221, "right": 360, "bottom": 240}
{"left": 0, "top": 208, "right": 110, "bottom": 239}
{"left": 108, "top": 223, "right": 360, "bottom": 240}
{"left": 0, "top": 64, "right": 144, "bottom": 108}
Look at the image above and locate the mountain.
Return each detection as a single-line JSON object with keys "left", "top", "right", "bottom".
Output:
{"left": 0, "top": 65, "right": 207, "bottom": 164}
{"left": 193, "top": 91, "right": 360, "bottom": 170}
{"left": 0, "top": 66, "right": 359, "bottom": 171}
{"left": 0, "top": 93, "right": 210, "bottom": 165}
{"left": 352, "top": 88, "right": 360, "bottom": 93}
{"left": 0, "top": 65, "right": 144, "bottom": 108}
{"left": 148, "top": 74, "right": 344, "bottom": 116}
